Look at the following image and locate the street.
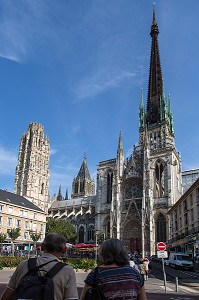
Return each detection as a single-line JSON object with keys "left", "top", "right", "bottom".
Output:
{"left": 0, "top": 266, "right": 199, "bottom": 300}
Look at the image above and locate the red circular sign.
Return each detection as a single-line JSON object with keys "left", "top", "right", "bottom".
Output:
{"left": 157, "top": 242, "right": 166, "bottom": 251}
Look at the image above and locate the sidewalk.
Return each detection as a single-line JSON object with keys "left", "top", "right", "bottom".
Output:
{"left": 0, "top": 269, "right": 198, "bottom": 296}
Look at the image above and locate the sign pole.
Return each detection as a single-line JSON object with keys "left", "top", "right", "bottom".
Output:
{"left": 162, "top": 257, "right": 167, "bottom": 292}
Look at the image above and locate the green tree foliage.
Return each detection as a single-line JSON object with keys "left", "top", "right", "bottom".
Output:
{"left": 29, "top": 231, "right": 41, "bottom": 255}
{"left": 7, "top": 228, "right": 21, "bottom": 256}
{"left": 0, "top": 233, "right": 6, "bottom": 255}
{"left": 46, "top": 217, "right": 77, "bottom": 242}
{"left": 7, "top": 228, "right": 21, "bottom": 241}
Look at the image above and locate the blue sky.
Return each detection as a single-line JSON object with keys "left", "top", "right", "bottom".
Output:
{"left": 0, "top": 0, "right": 199, "bottom": 198}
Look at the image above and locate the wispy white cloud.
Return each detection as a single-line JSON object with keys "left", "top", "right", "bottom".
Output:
{"left": 50, "top": 148, "right": 58, "bottom": 156}
{"left": 75, "top": 69, "right": 138, "bottom": 99}
{"left": 0, "top": 145, "right": 17, "bottom": 175}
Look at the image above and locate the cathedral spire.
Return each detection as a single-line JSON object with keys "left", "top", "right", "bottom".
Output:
{"left": 146, "top": 4, "right": 163, "bottom": 126}
{"left": 117, "top": 131, "right": 124, "bottom": 155}
{"left": 57, "top": 185, "right": 63, "bottom": 201}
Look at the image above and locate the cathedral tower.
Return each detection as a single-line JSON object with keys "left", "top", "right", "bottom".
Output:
{"left": 71, "top": 158, "right": 95, "bottom": 198}
{"left": 14, "top": 123, "right": 50, "bottom": 213}
{"left": 139, "top": 7, "right": 182, "bottom": 255}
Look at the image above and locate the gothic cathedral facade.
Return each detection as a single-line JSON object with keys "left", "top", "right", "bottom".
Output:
{"left": 95, "top": 9, "right": 182, "bottom": 256}
{"left": 14, "top": 9, "right": 184, "bottom": 256}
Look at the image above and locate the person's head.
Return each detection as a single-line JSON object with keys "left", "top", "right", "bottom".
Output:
{"left": 99, "top": 238, "right": 129, "bottom": 266}
{"left": 41, "top": 233, "right": 67, "bottom": 256}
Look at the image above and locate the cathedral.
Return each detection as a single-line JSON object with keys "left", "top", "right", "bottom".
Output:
{"left": 14, "top": 8, "right": 199, "bottom": 256}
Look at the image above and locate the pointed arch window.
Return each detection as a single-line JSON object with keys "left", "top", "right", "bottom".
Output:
{"left": 155, "top": 161, "right": 165, "bottom": 197}
{"left": 41, "top": 183, "right": 44, "bottom": 195}
{"left": 79, "top": 226, "right": 85, "bottom": 243}
{"left": 107, "top": 171, "right": 113, "bottom": 204}
{"left": 156, "top": 213, "right": 166, "bottom": 242}
{"left": 87, "top": 225, "right": 95, "bottom": 242}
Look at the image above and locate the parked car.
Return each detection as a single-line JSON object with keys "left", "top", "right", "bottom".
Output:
{"left": 169, "top": 252, "right": 193, "bottom": 270}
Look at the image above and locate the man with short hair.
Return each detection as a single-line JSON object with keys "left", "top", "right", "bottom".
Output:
{"left": 0, "top": 233, "right": 78, "bottom": 300}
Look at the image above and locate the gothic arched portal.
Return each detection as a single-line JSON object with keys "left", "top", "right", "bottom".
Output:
{"left": 122, "top": 220, "right": 142, "bottom": 254}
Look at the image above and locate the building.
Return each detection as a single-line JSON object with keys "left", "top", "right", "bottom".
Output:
{"left": 48, "top": 158, "right": 96, "bottom": 243}
{"left": 95, "top": 7, "right": 183, "bottom": 256}
{"left": 0, "top": 189, "right": 46, "bottom": 247}
{"left": 13, "top": 7, "right": 198, "bottom": 256}
{"left": 49, "top": 8, "right": 184, "bottom": 256}
{"left": 168, "top": 178, "right": 199, "bottom": 259}
{"left": 14, "top": 122, "right": 50, "bottom": 213}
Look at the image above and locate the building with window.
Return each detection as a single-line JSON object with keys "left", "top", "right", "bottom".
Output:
{"left": 0, "top": 189, "right": 46, "bottom": 247}
{"left": 168, "top": 178, "right": 199, "bottom": 258}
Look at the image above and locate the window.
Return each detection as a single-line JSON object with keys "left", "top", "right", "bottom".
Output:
{"left": 156, "top": 213, "right": 166, "bottom": 242}
{"left": 197, "top": 188, "right": 199, "bottom": 201}
{"left": 174, "top": 209, "right": 177, "bottom": 220}
{"left": 175, "top": 220, "right": 178, "bottom": 231}
{"left": 0, "top": 205, "right": 4, "bottom": 211}
{"left": 190, "top": 194, "right": 193, "bottom": 206}
{"left": 184, "top": 213, "right": 188, "bottom": 225}
{"left": 34, "top": 213, "right": 37, "bottom": 219}
{"left": 179, "top": 217, "right": 182, "bottom": 228}
{"left": 191, "top": 209, "right": 194, "bottom": 220}
{"left": 8, "top": 207, "right": 13, "bottom": 214}
{"left": 32, "top": 223, "right": 37, "bottom": 231}
{"left": 7, "top": 218, "right": 12, "bottom": 227}
{"left": 24, "top": 211, "right": 28, "bottom": 217}
{"left": 40, "top": 224, "right": 44, "bottom": 232}
{"left": 0, "top": 216, "right": 2, "bottom": 224}
{"left": 20, "top": 210, "right": 24, "bottom": 216}
{"left": 16, "top": 219, "right": 21, "bottom": 228}
{"left": 183, "top": 200, "right": 187, "bottom": 211}
{"left": 179, "top": 204, "right": 181, "bottom": 214}
{"left": 24, "top": 232, "right": 28, "bottom": 240}
{"left": 24, "top": 221, "right": 29, "bottom": 230}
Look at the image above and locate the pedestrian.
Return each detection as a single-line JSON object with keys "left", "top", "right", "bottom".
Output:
{"left": 143, "top": 257, "right": 150, "bottom": 280}
{"left": 0, "top": 233, "right": 78, "bottom": 300}
{"left": 80, "top": 238, "right": 147, "bottom": 300}
{"left": 138, "top": 260, "right": 146, "bottom": 281}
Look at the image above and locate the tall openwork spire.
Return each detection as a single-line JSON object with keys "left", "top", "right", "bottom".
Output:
{"left": 146, "top": 4, "right": 163, "bottom": 126}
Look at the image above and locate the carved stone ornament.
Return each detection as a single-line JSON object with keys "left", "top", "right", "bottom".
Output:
{"left": 124, "top": 182, "right": 143, "bottom": 199}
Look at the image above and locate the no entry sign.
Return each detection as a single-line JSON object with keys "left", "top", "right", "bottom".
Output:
{"left": 157, "top": 242, "right": 166, "bottom": 251}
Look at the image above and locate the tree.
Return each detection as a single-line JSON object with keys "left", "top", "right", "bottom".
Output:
{"left": 46, "top": 218, "right": 77, "bottom": 242}
{"left": 7, "top": 228, "right": 21, "bottom": 256}
{"left": 0, "top": 233, "right": 6, "bottom": 255}
{"left": 29, "top": 231, "right": 41, "bottom": 256}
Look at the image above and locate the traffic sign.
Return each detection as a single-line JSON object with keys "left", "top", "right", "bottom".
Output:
{"left": 157, "top": 251, "right": 168, "bottom": 258}
{"left": 157, "top": 242, "right": 166, "bottom": 251}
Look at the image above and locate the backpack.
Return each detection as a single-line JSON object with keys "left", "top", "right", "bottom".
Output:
{"left": 13, "top": 257, "right": 66, "bottom": 300}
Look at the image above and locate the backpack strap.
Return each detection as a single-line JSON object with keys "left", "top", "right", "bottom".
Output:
{"left": 45, "top": 262, "right": 66, "bottom": 278}
{"left": 27, "top": 258, "right": 58, "bottom": 275}
{"left": 92, "top": 267, "right": 99, "bottom": 287}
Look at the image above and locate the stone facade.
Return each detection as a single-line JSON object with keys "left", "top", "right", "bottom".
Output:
{"left": 14, "top": 122, "right": 50, "bottom": 213}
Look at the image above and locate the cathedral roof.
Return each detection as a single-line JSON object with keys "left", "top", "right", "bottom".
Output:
{"left": 77, "top": 158, "right": 92, "bottom": 180}
{"left": 0, "top": 189, "right": 44, "bottom": 212}
{"left": 50, "top": 195, "right": 96, "bottom": 209}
